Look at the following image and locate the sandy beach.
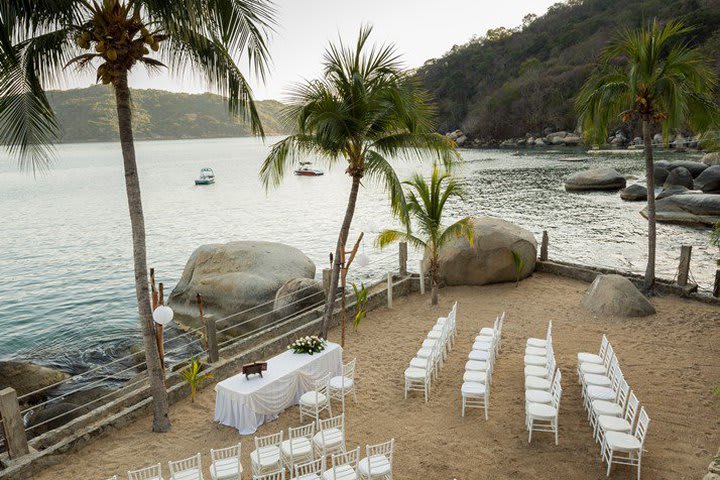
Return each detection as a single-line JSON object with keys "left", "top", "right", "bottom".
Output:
{"left": 32, "top": 273, "right": 719, "bottom": 480}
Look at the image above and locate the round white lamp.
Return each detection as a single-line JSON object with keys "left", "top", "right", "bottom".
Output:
{"left": 152, "top": 305, "right": 174, "bottom": 326}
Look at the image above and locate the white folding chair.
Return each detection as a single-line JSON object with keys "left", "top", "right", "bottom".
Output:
{"left": 254, "top": 471, "right": 285, "bottom": 480}
{"left": 292, "top": 457, "right": 325, "bottom": 480}
{"left": 461, "top": 370, "right": 490, "bottom": 420}
{"left": 590, "top": 376, "right": 629, "bottom": 435}
{"left": 577, "top": 335, "right": 609, "bottom": 367}
{"left": 358, "top": 439, "right": 394, "bottom": 480}
{"left": 580, "top": 343, "right": 614, "bottom": 379}
{"left": 169, "top": 453, "right": 203, "bottom": 480}
{"left": 281, "top": 422, "right": 316, "bottom": 472}
{"left": 597, "top": 391, "right": 639, "bottom": 444}
{"left": 524, "top": 348, "right": 555, "bottom": 380}
{"left": 602, "top": 407, "right": 650, "bottom": 479}
{"left": 404, "top": 345, "right": 433, "bottom": 402}
{"left": 524, "top": 342, "right": 551, "bottom": 367}
{"left": 526, "top": 371, "right": 561, "bottom": 445}
{"left": 251, "top": 431, "right": 284, "bottom": 477}
{"left": 300, "top": 373, "right": 333, "bottom": 424}
{"left": 210, "top": 444, "right": 242, "bottom": 480}
{"left": 128, "top": 464, "right": 164, "bottom": 480}
{"left": 323, "top": 446, "right": 360, "bottom": 480}
{"left": 313, "top": 413, "right": 346, "bottom": 460}
{"left": 329, "top": 358, "right": 357, "bottom": 411}
{"left": 525, "top": 370, "right": 562, "bottom": 408}
{"left": 584, "top": 363, "right": 623, "bottom": 414}
{"left": 526, "top": 320, "right": 551, "bottom": 348}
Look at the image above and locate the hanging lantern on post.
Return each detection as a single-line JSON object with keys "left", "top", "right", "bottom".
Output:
{"left": 152, "top": 305, "right": 174, "bottom": 326}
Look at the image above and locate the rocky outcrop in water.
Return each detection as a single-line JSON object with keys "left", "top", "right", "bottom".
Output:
{"left": 565, "top": 168, "right": 626, "bottom": 191}
{"left": 620, "top": 184, "right": 647, "bottom": 201}
{"left": 273, "top": 277, "right": 325, "bottom": 319}
{"left": 0, "top": 361, "right": 70, "bottom": 403}
{"left": 694, "top": 166, "right": 720, "bottom": 193}
{"left": 643, "top": 194, "right": 720, "bottom": 226}
{"left": 663, "top": 166, "right": 694, "bottom": 189}
{"left": 581, "top": 274, "right": 655, "bottom": 317}
{"left": 656, "top": 185, "right": 691, "bottom": 200}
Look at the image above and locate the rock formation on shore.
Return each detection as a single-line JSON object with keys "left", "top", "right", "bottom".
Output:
{"left": 581, "top": 274, "right": 655, "bottom": 317}
{"left": 565, "top": 168, "right": 626, "bottom": 191}
{"left": 643, "top": 194, "right": 720, "bottom": 226}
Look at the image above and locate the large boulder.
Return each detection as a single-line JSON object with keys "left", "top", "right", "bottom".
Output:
{"left": 663, "top": 166, "right": 693, "bottom": 189}
{"left": 425, "top": 217, "right": 536, "bottom": 286}
{"left": 694, "top": 165, "right": 720, "bottom": 193}
{"left": 581, "top": 274, "right": 655, "bottom": 317}
{"left": 620, "top": 184, "right": 647, "bottom": 201}
{"left": 168, "top": 241, "right": 316, "bottom": 331}
{"left": 563, "top": 134, "right": 582, "bottom": 146}
{"left": 656, "top": 185, "right": 690, "bottom": 200}
{"left": 565, "top": 168, "right": 626, "bottom": 191}
{"left": 0, "top": 361, "right": 70, "bottom": 403}
{"left": 702, "top": 152, "right": 720, "bottom": 166}
{"left": 26, "top": 402, "right": 90, "bottom": 437}
{"left": 643, "top": 194, "right": 720, "bottom": 226}
{"left": 653, "top": 167, "right": 669, "bottom": 185}
{"left": 666, "top": 160, "right": 708, "bottom": 177}
{"left": 273, "top": 278, "right": 324, "bottom": 319}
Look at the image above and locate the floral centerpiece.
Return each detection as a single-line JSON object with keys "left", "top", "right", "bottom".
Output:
{"left": 288, "top": 335, "right": 326, "bottom": 355}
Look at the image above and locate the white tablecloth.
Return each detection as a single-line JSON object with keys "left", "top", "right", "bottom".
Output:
{"left": 214, "top": 342, "right": 343, "bottom": 434}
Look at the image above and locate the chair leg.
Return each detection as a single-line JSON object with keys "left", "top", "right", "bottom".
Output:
{"left": 462, "top": 397, "right": 465, "bottom": 417}
{"left": 637, "top": 452, "right": 642, "bottom": 480}
{"left": 606, "top": 451, "right": 613, "bottom": 476}
{"left": 528, "top": 421, "right": 533, "bottom": 443}
{"left": 554, "top": 418, "right": 558, "bottom": 445}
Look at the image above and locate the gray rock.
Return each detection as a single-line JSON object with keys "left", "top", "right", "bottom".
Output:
{"left": 168, "top": 241, "right": 316, "bottom": 332}
{"left": 671, "top": 133, "right": 687, "bottom": 148}
{"left": 425, "top": 217, "right": 536, "bottom": 287}
{"left": 643, "top": 194, "right": 720, "bottom": 226}
{"left": 663, "top": 166, "right": 693, "bottom": 189}
{"left": 565, "top": 168, "right": 627, "bottom": 191}
{"left": 26, "top": 402, "right": 90, "bottom": 436}
{"left": 656, "top": 185, "right": 690, "bottom": 200}
{"left": 653, "top": 133, "right": 664, "bottom": 145}
{"left": 703, "top": 474, "right": 720, "bottom": 480}
{"left": 654, "top": 167, "right": 669, "bottom": 185}
{"left": 563, "top": 135, "right": 582, "bottom": 146}
{"left": 666, "top": 160, "right": 708, "bottom": 177}
{"left": 694, "top": 165, "right": 720, "bottom": 193}
{"left": 455, "top": 135, "right": 467, "bottom": 147}
{"left": 0, "top": 361, "right": 70, "bottom": 402}
{"left": 273, "top": 277, "right": 324, "bottom": 319}
{"left": 620, "top": 184, "right": 647, "bottom": 201}
{"left": 534, "top": 138, "right": 546, "bottom": 146}
{"left": 702, "top": 152, "right": 720, "bottom": 166}
{"left": 632, "top": 137, "right": 643, "bottom": 146}
{"left": 581, "top": 274, "right": 655, "bottom": 317}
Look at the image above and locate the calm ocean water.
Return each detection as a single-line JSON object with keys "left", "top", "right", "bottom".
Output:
{"left": 0, "top": 137, "right": 715, "bottom": 375}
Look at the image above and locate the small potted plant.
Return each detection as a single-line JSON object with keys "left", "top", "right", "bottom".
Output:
{"left": 288, "top": 335, "right": 327, "bottom": 355}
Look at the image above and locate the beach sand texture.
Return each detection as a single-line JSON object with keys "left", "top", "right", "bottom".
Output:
{"left": 32, "top": 273, "right": 719, "bottom": 480}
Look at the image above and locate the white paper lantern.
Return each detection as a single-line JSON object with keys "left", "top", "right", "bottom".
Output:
{"left": 355, "top": 252, "right": 370, "bottom": 268}
{"left": 153, "top": 305, "right": 174, "bottom": 326}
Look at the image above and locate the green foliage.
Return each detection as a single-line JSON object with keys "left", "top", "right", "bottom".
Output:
{"left": 512, "top": 250, "right": 524, "bottom": 287}
{"left": 710, "top": 222, "right": 720, "bottom": 266}
{"left": 351, "top": 282, "right": 368, "bottom": 332}
{"left": 180, "top": 356, "right": 213, "bottom": 403}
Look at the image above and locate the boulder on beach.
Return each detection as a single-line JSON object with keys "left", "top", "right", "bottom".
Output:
{"left": 643, "top": 194, "right": 720, "bottom": 226}
{"left": 663, "top": 166, "right": 694, "bottom": 189}
{"left": 167, "top": 241, "right": 316, "bottom": 331}
{"left": 563, "top": 135, "right": 582, "bottom": 146}
{"left": 26, "top": 402, "right": 90, "bottom": 437}
{"left": 565, "top": 168, "right": 626, "bottom": 191}
{"left": 656, "top": 185, "right": 691, "bottom": 200}
{"left": 425, "top": 217, "right": 536, "bottom": 287}
{"left": 665, "top": 160, "right": 708, "bottom": 178}
{"left": 620, "top": 184, "right": 647, "bottom": 201}
{"left": 581, "top": 274, "right": 655, "bottom": 317}
{"left": 0, "top": 361, "right": 70, "bottom": 402}
{"left": 702, "top": 152, "right": 720, "bottom": 166}
{"left": 273, "top": 277, "right": 324, "bottom": 319}
{"left": 653, "top": 167, "right": 669, "bottom": 185}
{"left": 694, "top": 165, "right": 720, "bottom": 193}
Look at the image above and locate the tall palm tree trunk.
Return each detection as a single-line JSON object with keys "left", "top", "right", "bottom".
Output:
{"left": 430, "top": 256, "right": 439, "bottom": 306}
{"left": 321, "top": 175, "right": 362, "bottom": 338}
{"left": 114, "top": 71, "right": 171, "bottom": 432}
{"left": 642, "top": 117, "right": 656, "bottom": 292}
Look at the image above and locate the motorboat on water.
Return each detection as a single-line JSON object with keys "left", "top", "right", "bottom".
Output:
{"left": 293, "top": 162, "right": 324, "bottom": 176}
{"left": 195, "top": 167, "right": 215, "bottom": 185}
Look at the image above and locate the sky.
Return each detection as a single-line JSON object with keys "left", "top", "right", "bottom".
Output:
{"left": 66, "top": 0, "right": 560, "bottom": 101}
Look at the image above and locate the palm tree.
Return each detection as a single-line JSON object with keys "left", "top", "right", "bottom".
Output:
{"left": 576, "top": 19, "right": 719, "bottom": 292}
{"left": 260, "top": 26, "right": 458, "bottom": 336}
{"left": 0, "top": 0, "right": 274, "bottom": 432}
{"left": 376, "top": 168, "right": 473, "bottom": 305}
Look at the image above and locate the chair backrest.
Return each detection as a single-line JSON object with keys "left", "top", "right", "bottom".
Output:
{"left": 551, "top": 372, "right": 562, "bottom": 409}
{"left": 634, "top": 407, "right": 650, "bottom": 446}
{"left": 128, "top": 463, "right": 162, "bottom": 480}
{"left": 342, "top": 358, "right": 357, "bottom": 381}
{"left": 314, "top": 372, "right": 331, "bottom": 397}
{"left": 168, "top": 453, "right": 201, "bottom": 478}
{"left": 546, "top": 348, "right": 556, "bottom": 373}
{"left": 498, "top": 313, "right": 505, "bottom": 337}
{"left": 603, "top": 344, "right": 615, "bottom": 371}
{"left": 550, "top": 369, "right": 562, "bottom": 397}
{"left": 615, "top": 378, "right": 631, "bottom": 412}
{"left": 546, "top": 320, "right": 553, "bottom": 341}
{"left": 293, "top": 457, "right": 324, "bottom": 478}
{"left": 255, "top": 431, "right": 284, "bottom": 463}
{"left": 609, "top": 366, "right": 624, "bottom": 401}
{"left": 255, "top": 470, "right": 285, "bottom": 480}
{"left": 365, "top": 438, "right": 395, "bottom": 476}
{"left": 319, "top": 413, "right": 345, "bottom": 444}
{"left": 331, "top": 446, "right": 360, "bottom": 472}
{"left": 624, "top": 392, "right": 640, "bottom": 426}
{"left": 210, "top": 444, "right": 241, "bottom": 478}
{"left": 598, "top": 335, "right": 609, "bottom": 359}
{"left": 289, "top": 422, "right": 315, "bottom": 449}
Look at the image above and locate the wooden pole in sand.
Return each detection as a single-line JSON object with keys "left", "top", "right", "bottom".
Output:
{"left": 399, "top": 242, "right": 408, "bottom": 276}
{"left": 387, "top": 272, "right": 393, "bottom": 309}
{"left": 156, "top": 283, "right": 165, "bottom": 372}
{"left": 197, "top": 293, "right": 208, "bottom": 351}
{"left": 677, "top": 245, "right": 692, "bottom": 287}
{"left": 419, "top": 260, "right": 425, "bottom": 294}
{"left": 0, "top": 387, "right": 29, "bottom": 459}
{"left": 714, "top": 270, "right": 720, "bottom": 298}
{"left": 540, "top": 230, "right": 549, "bottom": 261}
{"left": 198, "top": 294, "right": 219, "bottom": 363}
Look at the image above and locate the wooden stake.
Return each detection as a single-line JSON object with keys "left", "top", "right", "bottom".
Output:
{"left": 714, "top": 270, "right": 720, "bottom": 298}
{"left": 419, "top": 260, "right": 425, "bottom": 294}
{"left": 399, "top": 242, "right": 408, "bottom": 276}
{"left": 677, "top": 245, "right": 692, "bottom": 287}
{"left": 322, "top": 268, "right": 332, "bottom": 298}
{"left": 197, "top": 293, "right": 208, "bottom": 351}
{"left": 156, "top": 282, "right": 165, "bottom": 372}
{"left": 0, "top": 388, "right": 29, "bottom": 459}
{"left": 540, "top": 230, "right": 549, "bottom": 261}
{"left": 387, "top": 272, "right": 393, "bottom": 309}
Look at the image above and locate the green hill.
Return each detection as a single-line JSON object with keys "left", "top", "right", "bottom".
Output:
{"left": 47, "top": 85, "right": 288, "bottom": 143}
{"left": 416, "top": 0, "right": 720, "bottom": 140}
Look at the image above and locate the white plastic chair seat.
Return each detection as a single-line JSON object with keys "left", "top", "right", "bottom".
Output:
{"left": 479, "top": 327, "right": 495, "bottom": 336}
{"left": 587, "top": 385, "right": 614, "bottom": 401}
{"left": 577, "top": 352, "right": 602, "bottom": 364}
{"left": 427, "top": 330, "right": 442, "bottom": 339}
{"left": 416, "top": 347, "right": 433, "bottom": 358}
{"left": 210, "top": 458, "right": 242, "bottom": 480}
{"left": 524, "top": 365, "right": 549, "bottom": 378}
{"left": 583, "top": 373, "right": 611, "bottom": 387}
{"left": 251, "top": 446, "right": 281, "bottom": 468}
{"left": 357, "top": 455, "right": 391, "bottom": 477}
{"left": 465, "top": 360, "right": 489, "bottom": 371}
{"left": 461, "top": 381, "right": 487, "bottom": 396}
{"left": 171, "top": 470, "right": 201, "bottom": 480}
{"left": 281, "top": 438, "right": 313, "bottom": 457}
{"left": 463, "top": 371, "right": 487, "bottom": 383}
{"left": 526, "top": 337, "right": 547, "bottom": 348}
{"left": 297, "top": 475, "right": 321, "bottom": 480}
{"left": 526, "top": 403, "right": 557, "bottom": 419}
{"left": 597, "top": 415, "right": 632, "bottom": 433}
{"left": 580, "top": 363, "right": 606, "bottom": 375}
{"left": 422, "top": 339, "right": 437, "bottom": 348}
{"left": 431, "top": 324, "right": 444, "bottom": 332}
{"left": 472, "top": 341, "right": 492, "bottom": 351}
{"left": 591, "top": 400, "right": 623, "bottom": 417}
{"left": 436, "top": 316, "right": 448, "bottom": 324}
{"left": 329, "top": 376, "right": 354, "bottom": 391}
{"left": 409, "top": 357, "right": 428, "bottom": 369}
{"left": 523, "top": 355, "right": 546, "bottom": 367}
{"left": 322, "top": 465, "right": 357, "bottom": 480}
{"left": 525, "top": 389, "right": 552, "bottom": 404}
{"left": 403, "top": 367, "right": 427, "bottom": 380}
{"left": 526, "top": 346, "right": 546, "bottom": 356}
{"left": 468, "top": 350, "right": 490, "bottom": 361}
{"left": 525, "top": 376, "right": 551, "bottom": 391}
{"left": 475, "top": 335, "right": 494, "bottom": 343}
{"left": 300, "top": 391, "right": 328, "bottom": 406}
{"left": 604, "top": 431, "right": 642, "bottom": 452}
{"left": 313, "top": 428, "right": 343, "bottom": 449}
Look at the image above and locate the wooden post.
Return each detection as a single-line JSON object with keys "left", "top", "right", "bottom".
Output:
{"left": 206, "top": 315, "right": 219, "bottom": 364}
{"left": 714, "top": 270, "right": 720, "bottom": 298}
{"left": 197, "top": 293, "right": 208, "bottom": 351}
{"left": 156, "top": 282, "right": 165, "bottom": 371}
{"left": 540, "top": 230, "right": 549, "bottom": 261}
{"left": 419, "top": 260, "right": 425, "bottom": 294}
{"left": 0, "top": 388, "right": 29, "bottom": 459}
{"left": 387, "top": 272, "right": 393, "bottom": 309}
{"left": 677, "top": 245, "right": 692, "bottom": 287}
{"left": 399, "top": 242, "right": 408, "bottom": 276}
{"left": 322, "top": 268, "right": 332, "bottom": 298}
{"left": 150, "top": 268, "right": 158, "bottom": 310}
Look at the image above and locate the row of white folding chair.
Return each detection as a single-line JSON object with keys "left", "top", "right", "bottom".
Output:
{"left": 127, "top": 446, "right": 242, "bottom": 480}
{"left": 460, "top": 314, "right": 503, "bottom": 419}
{"left": 299, "top": 358, "right": 357, "bottom": 429}
{"left": 524, "top": 321, "right": 561, "bottom": 444}
{"left": 577, "top": 336, "right": 651, "bottom": 479}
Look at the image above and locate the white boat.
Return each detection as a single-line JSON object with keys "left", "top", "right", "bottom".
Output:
{"left": 195, "top": 168, "right": 215, "bottom": 185}
{"left": 294, "top": 162, "right": 324, "bottom": 176}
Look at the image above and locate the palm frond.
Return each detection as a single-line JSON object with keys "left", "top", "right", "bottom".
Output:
{"left": 259, "top": 134, "right": 336, "bottom": 188}
{"left": 437, "top": 217, "right": 474, "bottom": 249}
{"left": 364, "top": 150, "right": 409, "bottom": 225}
{"left": 375, "top": 229, "right": 426, "bottom": 250}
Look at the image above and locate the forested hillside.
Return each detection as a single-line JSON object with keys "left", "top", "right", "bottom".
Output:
{"left": 416, "top": 0, "right": 720, "bottom": 141}
{"left": 47, "top": 86, "right": 288, "bottom": 143}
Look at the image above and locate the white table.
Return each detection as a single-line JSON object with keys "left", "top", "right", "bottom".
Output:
{"left": 214, "top": 342, "right": 343, "bottom": 434}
